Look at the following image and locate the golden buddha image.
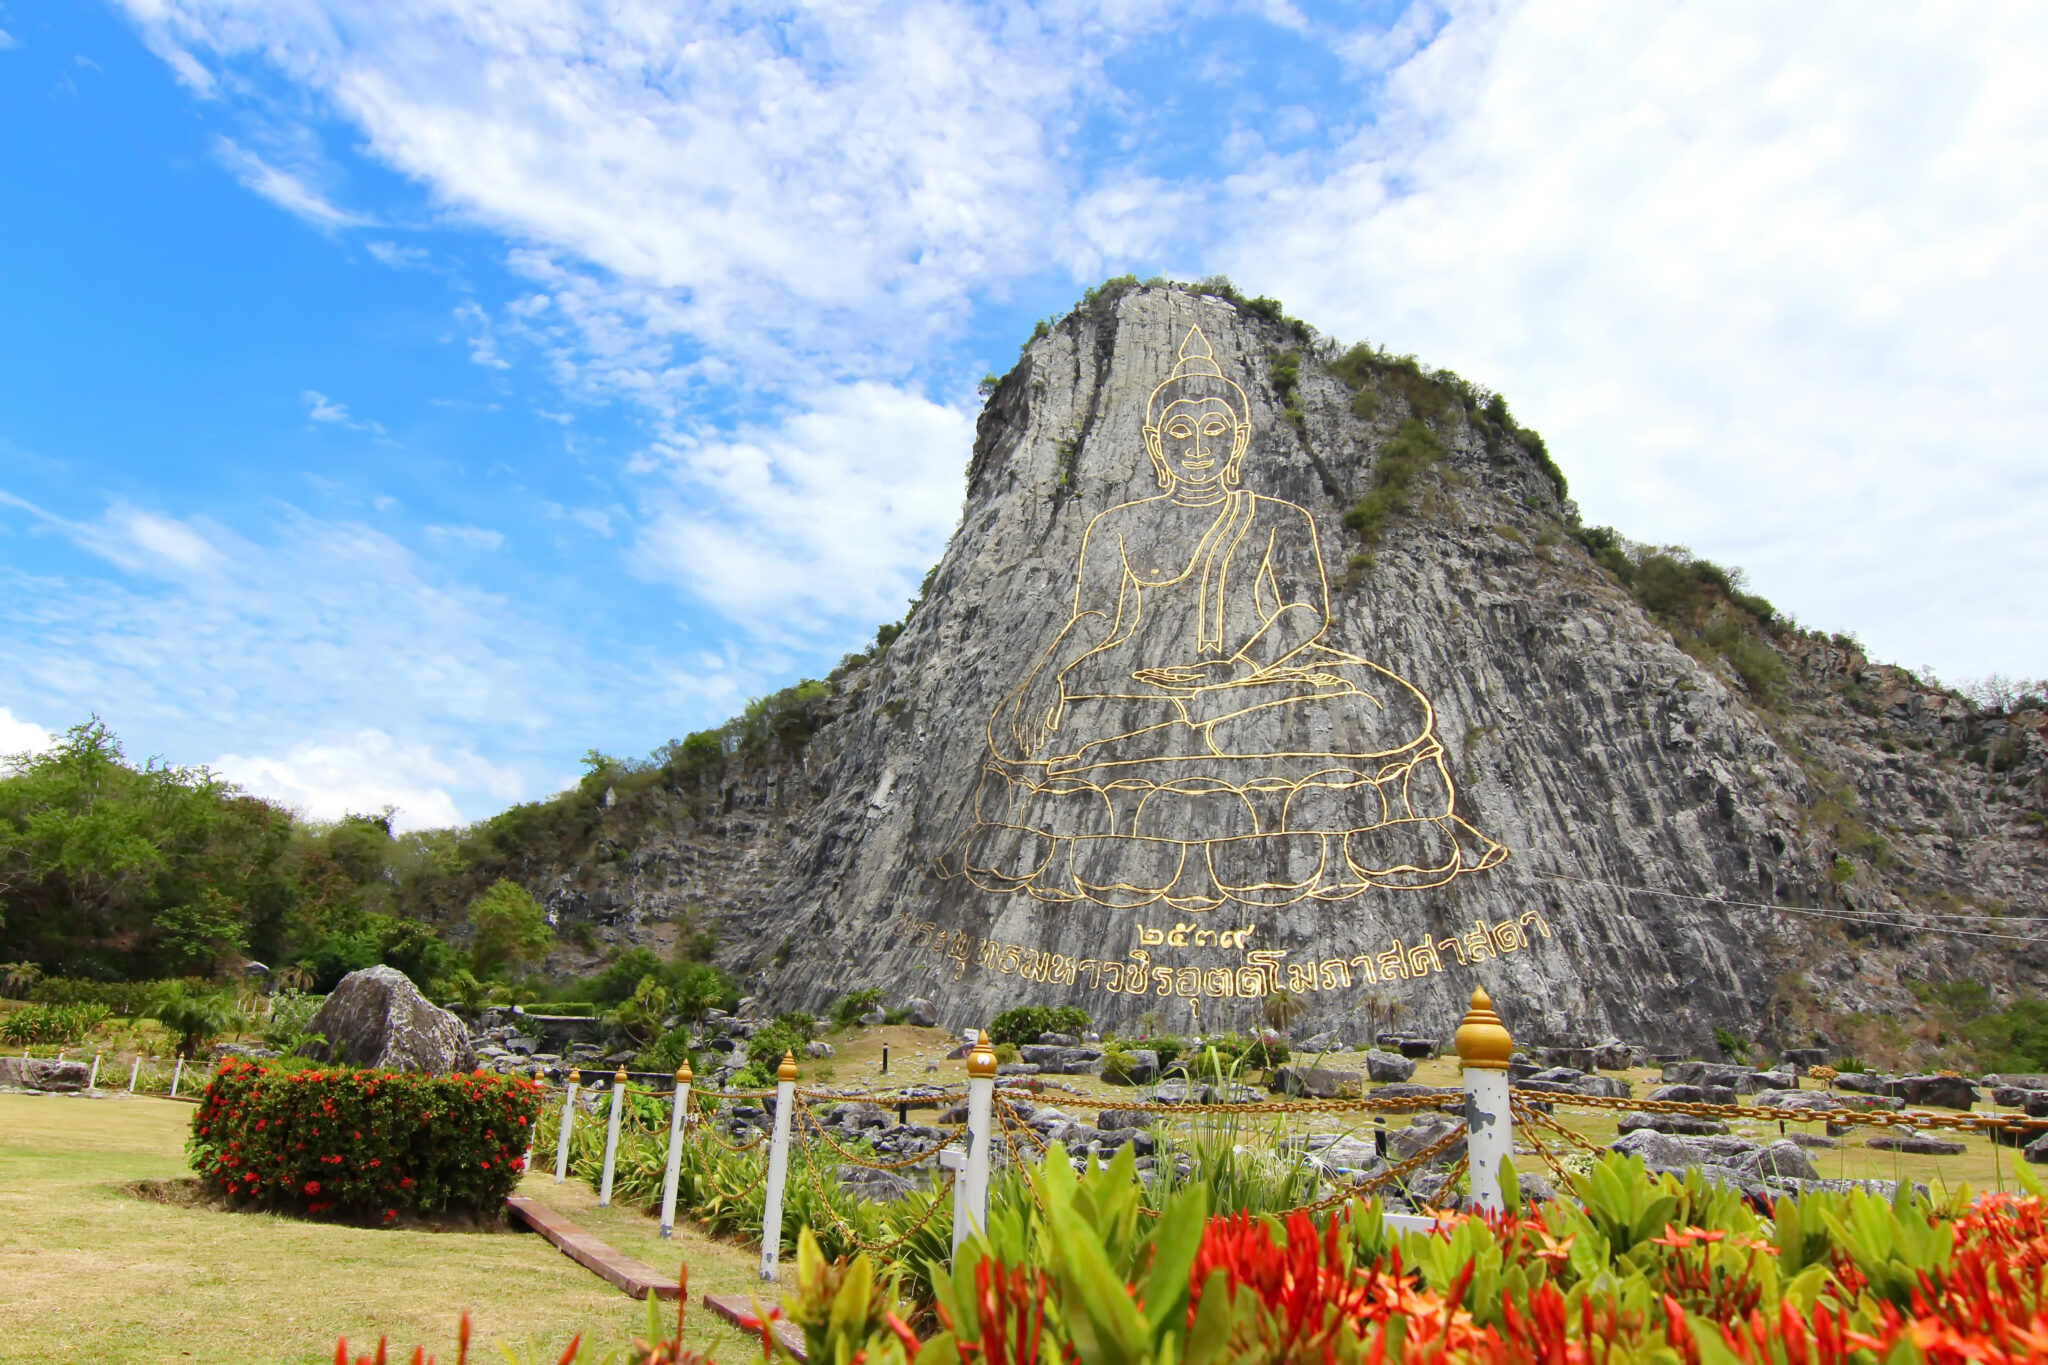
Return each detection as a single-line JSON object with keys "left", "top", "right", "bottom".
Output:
{"left": 940, "top": 326, "right": 1506, "bottom": 912}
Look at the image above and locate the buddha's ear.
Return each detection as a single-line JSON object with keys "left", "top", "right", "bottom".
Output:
{"left": 1225, "top": 423, "right": 1251, "bottom": 484}
{"left": 1143, "top": 425, "right": 1171, "bottom": 489}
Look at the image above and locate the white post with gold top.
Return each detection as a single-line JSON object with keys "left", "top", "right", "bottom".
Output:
{"left": 759, "top": 1049, "right": 799, "bottom": 1282}
{"left": 598, "top": 1065, "right": 628, "bottom": 1206}
{"left": 659, "top": 1059, "right": 691, "bottom": 1238}
{"left": 961, "top": 1030, "right": 998, "bottom": 1245}
{"left": 554, "top": 1068, "right": 581, "bottom": 1183}
{"left": 1454, "top": 985, "right": 1514, "bottom": 1214}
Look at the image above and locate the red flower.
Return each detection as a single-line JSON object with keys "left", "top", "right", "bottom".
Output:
{"left": 305, "top": 1180, "right": 321, "bottom": 1194}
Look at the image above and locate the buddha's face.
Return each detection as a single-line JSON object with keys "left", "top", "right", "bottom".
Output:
{"left": 1146, "top": 397, "right": 1250, "bottom": 492}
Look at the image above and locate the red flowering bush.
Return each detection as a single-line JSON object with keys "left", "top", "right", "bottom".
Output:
{"left": 188, "top": 1058, "right": 543, "bottom": 1215}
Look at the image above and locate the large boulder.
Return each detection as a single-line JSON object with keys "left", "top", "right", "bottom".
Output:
{"left": 1103, "top": 1049, "right": 1160, "bottom": 1086}
{"left": 1882, "top": 1075, "right": 1980, "bottom": 1111}
{"left": 0, "top": 1056, "right": 90, "bottom": 1091}
{"left": 1364, "top": 1049, "right": 1416, "bottom": 1083}
{"left": 1609, "top": 1128, "right": 1707, "bottom": 1173}
{"left": 1574, "top": 1075, "right": 1633, "bottom": 1099}
{"left": 1833, "top": 1072, "right": 1892, "bottom": 1095}
{"left": 904, "top": 998, "right": 940, "bottom": 1028}
{"left": 1591, "top": 1038, "right": 1638, "bottom": 1071}
{"left": 1753, "top": 1090, "right": 1842, "bottom": 1113}
{"left": 300, "top": 966, "right": 477, "bottom": 1073}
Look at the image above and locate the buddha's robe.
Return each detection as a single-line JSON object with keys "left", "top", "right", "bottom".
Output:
{"left": 946, "top": 490, "right": 1504, "bottom": 911}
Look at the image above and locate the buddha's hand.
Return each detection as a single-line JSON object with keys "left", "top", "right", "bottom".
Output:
{"left": 1132, "top": 658, "right": 1258, "bottom": 691}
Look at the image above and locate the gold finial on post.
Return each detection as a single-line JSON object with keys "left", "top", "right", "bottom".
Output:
{"left": 676, "top": 1058, "right": 693, "bottom": 1084}
{"left": 567, "top": 1067, "right": 582, "bottom": 1086}
{"left": 614, "top": 1065, "right": 629, "bottom": 1085}
{"left": 1454, "top": 985, "right": 1513, "bottom": 1071}
{"left": 778, "top": 1049, "right": 799, "bottom": 1083}
{"left": 967, "top": 1029, "right": 998, "bottom": 1079}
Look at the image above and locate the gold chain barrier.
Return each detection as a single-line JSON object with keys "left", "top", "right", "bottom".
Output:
{"left": 795, "top": 1152, "right": 958, "bottom": 1257}
{"left": 1510, "top": 1088, "right": 2048, "bottom": 1138}
{"left": 796, "top": 1107, "right": 965, "bottom": 1172}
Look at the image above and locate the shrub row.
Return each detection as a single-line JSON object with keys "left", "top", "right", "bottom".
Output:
{"left": 188, "top": 1059, "right": 542, "bottom": 1216}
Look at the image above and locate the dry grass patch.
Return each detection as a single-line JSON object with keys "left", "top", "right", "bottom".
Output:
{"left": 0, "top": 1093, "right": 768, "bottom": 1364}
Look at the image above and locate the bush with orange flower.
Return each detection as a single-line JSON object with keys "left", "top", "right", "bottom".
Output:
{"left": 188, "top": 1058, "right": 542, "bottom": 1215}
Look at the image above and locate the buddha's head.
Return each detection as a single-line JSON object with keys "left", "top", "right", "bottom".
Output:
{"left": 1143, "top": 326, "right": 1252, "bottom": 494}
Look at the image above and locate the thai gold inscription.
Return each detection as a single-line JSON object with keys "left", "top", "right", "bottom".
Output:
{"left": 936, "top": 325, "right": 1507, "bottom": 913}
{"left": 898, "top": 910, "right": 1552, "bottom": 997}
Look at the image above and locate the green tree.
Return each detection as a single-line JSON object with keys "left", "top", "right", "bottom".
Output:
{"left": 466, "top": 879, "right": 550, "bottom": 976}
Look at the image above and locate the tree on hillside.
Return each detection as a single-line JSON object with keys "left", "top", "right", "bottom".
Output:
{"left": 466, "top": 879, "right": 550, "bottom": 976}
{"left": 0, "top": 718, "right": 290, "bottom": 977}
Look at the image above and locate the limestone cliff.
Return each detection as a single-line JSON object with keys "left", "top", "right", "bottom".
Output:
{"left": 531, "top": 283, "right": 2047, "bottom": 1051}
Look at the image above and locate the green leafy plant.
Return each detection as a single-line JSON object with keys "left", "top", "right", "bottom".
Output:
{"left": 466, "top": 879, "right": 551, "bottom": 976}
{"left": 988, "top": 1005, "right": 1089, "bottom": 1046}
{"left": 829, "top": 988, "right": 886, "bottom": 1031}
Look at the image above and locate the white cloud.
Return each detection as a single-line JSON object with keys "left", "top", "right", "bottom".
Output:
{"left": 0, "top": 29, "right": 16, "bottom": 51}
{"left": 214, "top": 136, "right": 373, "bottom": 229}
{"left": 365, "top": 239, "right": 426, "bottom": 267}
{"left": 423, "top": 523, "right": 504, "bottom": 551}
{"left": 1220, "top": 0, "right": 2048, "bottom": 676}
{"left": 302, "top": 388, "right": 387, "bottom": 435}
{"left": 0, "top": 708, "right": 55, "bottom": 762}
{"left": 214, "top": 730, "right": 523, "bottom": 830}
{"left": 631, "top": 383, "right": 974, "bottom": 642}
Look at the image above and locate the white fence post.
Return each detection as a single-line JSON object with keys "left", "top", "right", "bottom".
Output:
{"left": 660, "top": 1060, "right": 691, "bottom": 1238}
{"left": 942, "top": 1147, "right": 972, "bottom": 1255}
{"left": 962, "top": 1030, "right": 997, "bottom": 1244}
{"left": 554, "top": 1068, "right": 581, "bottom": 1183}
{"left": 88, "top": 1052, "right": 101, "bottom": 1091}
{"left": 1455, "top": 986, "right": 1514, "bottom": 1215}
{"left": 128, "top": 1056, "right": 142, "bottom": 1093}
{"left": 170, "top": 1056, "right": 184, "bottom": 1098}
{"left": 759, "top": 1049, "right": 798, "bottom": 1282}
{"left": 599, "top": 1066, "right": 628, "bottom": 1207}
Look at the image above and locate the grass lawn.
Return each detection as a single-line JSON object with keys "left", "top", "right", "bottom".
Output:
{"left": 0, "top": 1093, "right": 776, "bottom": 1365}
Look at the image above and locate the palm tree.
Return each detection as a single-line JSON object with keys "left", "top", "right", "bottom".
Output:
{"left": 275, "top": 961, "right": 315, "bottom": 992}
{"left": 0, "top": 962, "right": 42, "bottom": 999}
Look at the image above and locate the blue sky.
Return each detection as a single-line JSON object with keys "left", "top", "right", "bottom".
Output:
{"left": 3, "top": 1, "right": 2044, "bottom": 828}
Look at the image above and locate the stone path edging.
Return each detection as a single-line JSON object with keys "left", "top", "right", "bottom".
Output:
{"left": 504, "top": 1195, "right": 680, "bottom": 1301}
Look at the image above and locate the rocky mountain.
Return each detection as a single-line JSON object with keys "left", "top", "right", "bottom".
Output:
{"left": 527, "top": 281, "right": 2046, "bottom": 1053}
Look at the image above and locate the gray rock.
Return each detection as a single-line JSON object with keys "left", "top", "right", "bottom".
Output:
{"left": 2027, "top": 1093, "right": 2048, "bottom": 1118}
{"left": 1868, "top": 1131, "right": 1967, "bottom": 1156}
{"left": 1037, "top": 1032, "right": 1081, "bottom": 1046}
{"left": 1991, "top": 1085, "right": 2043, "bottom": 1107}
{"left": 1833, "top": 1072, "right": 1892, "bottom": 1095}
{"left": 858, "top": 1009, "right": 888, "bottom": 1027}
{"left": 1574, "top": 1076, "right": 1632, "bottom": 1099}
{"left": 805, "top": 1040, "right": 835, "bottom": 1059}
{"left": 1689, "top": 1135, "right": 1762, "bottom": 1159}
{"left": 0, "top": 1057, "right": 91, "bottom": 1091}
{"left": 904, "top": 998, "right": 939, "bottom": 1028}
{"left": 1591, "top": 1039, "right": 1638, "bottom": 1071}
{"left": 1882, "top": 1075, "right": 1979, "bottom": 1111}
{"left": 1103, "top": 1049, "right": 1159, "bottom": 1086}
{"left": 996, "top": 1062, "right": 1041, "bottom": 1075}
{"left": 1018, "top": 1044, "right": 1102, "bottom": 1074}
{"left": 1528, "top": 1067, "right": 1585, "bottom": 1085}
{"left": 1736, "top": 1071, "right": 1796, "bottom": 1094}
{"left": 1788, "top": 1132, "right": 1838, "bottom": 1148}
{"left": 1984, "top": 1073, "right": 2048, "bottom": 1092}
{"left": 1364, "top": 1049, "right": 1416, "bottom": 1083}
{"left": 299, "top": 966, "right": 476, "bottom": 1073}
{"left": 837, "top": 1166, "right": 915, "bottom": 1203}
{"left": 1753, "top": 1090, "right": 1841, "bottom": 1113}
{"left": 1618, "top": 1111, "right": 1731, "bottom": 1137}
{"left": 2025, "top": 1132, "right": 2048, "bottom": 1165}
{"left": 1731, "top": 1141, "right": 1819, "bottom": 1181}
{"left": 1648, "top": 1084, "right": 1706, "bottom": 1103}
{"left": 1392, "top": 1115, "right": 1465, "bottom": 1165}
{"left": 1661, "top": 1062, "right": 1752, "bottom": 1089}
{"left": 1609, "top": 1128, "right": 1707, "bottom": 1172}
{"left": 1297, "top": 1031, "right": 1342, "bottom": 1054}
{"left": 1269, "top": 1065, "right": 1363, "bottom": 1099}
{"left": 1302, "top": 1134, "right": 1380, "bottom": 1171}
{"left": 1704, "top": 1085, "right": 1739, "bottom": 1106}
{"left": 1781, "top": 1048, "right": 1828, "bottom": 1068}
